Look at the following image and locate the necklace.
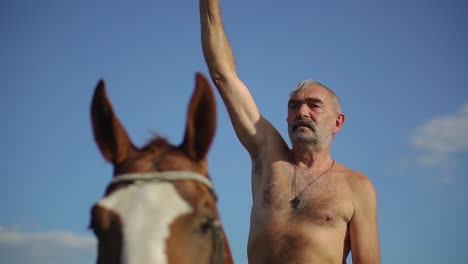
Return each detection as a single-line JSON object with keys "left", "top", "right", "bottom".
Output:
{"left": 290, "top": 159, "right": 335, "bottom": 209}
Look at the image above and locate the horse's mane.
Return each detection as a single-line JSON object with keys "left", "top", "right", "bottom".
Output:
{"left": 142, "top": 134, "right": 173, "bottom": 151}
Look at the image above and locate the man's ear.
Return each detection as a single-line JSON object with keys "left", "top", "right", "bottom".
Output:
{"left": 333, "top": 113, "right": 345, "bottom": 135}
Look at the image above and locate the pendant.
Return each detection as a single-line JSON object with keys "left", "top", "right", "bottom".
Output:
{"left": 290, "top": 197, "right": 300, "bottom": 209}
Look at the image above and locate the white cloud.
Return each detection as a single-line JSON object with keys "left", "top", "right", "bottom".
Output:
{"left": 0, "top": 226, "right": 96, "bottom": 264}
{"left": 410, "top": 103, "right": 468, "bottom": 182}
{"left": 412, "top": 103, "right": 468, "bottom": 156}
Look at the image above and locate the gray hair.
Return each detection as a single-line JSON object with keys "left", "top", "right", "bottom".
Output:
{"left": 289, "top": 80, "right": 341, "bottom": 113}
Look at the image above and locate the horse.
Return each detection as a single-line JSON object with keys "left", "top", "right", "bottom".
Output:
{"left": 88, "top": 73, "right": 233, "bottom": 264}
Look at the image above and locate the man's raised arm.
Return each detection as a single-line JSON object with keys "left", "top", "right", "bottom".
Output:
{"left": 200, "top": 0, "right": 280, "bottom": 156}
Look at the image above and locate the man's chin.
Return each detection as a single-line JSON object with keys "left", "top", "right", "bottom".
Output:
{"left": 291, "top": 133, "right": 319, "bottom": 145}
{"left": 293, "top": 129, "right": 315, "bottom": 137}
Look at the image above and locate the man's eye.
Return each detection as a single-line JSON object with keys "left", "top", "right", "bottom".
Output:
{"left": 289, "top": 104, "right": 298, "bottom": 110}
{"left": 308, "top": 103, "right": 320, "bottom": 109}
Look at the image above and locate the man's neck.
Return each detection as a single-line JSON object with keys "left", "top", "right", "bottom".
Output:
{"left": 290, "top": 144, "right": 333, "bottom": 170}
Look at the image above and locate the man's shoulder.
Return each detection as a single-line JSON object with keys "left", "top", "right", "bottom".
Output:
{"left": 336, "top": 163, "right": 376, "bottom": 200}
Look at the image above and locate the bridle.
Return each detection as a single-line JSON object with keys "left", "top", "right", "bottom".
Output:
{"left": 108, "top": 171, "right": 225, "bottom": 264}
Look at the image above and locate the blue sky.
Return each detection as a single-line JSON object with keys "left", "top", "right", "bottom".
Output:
{"left": 1, "top": 0, "right": 467, "bottom": 263}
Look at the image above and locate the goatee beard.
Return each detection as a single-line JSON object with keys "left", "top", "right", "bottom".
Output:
{"left": 292, "top": 132, "right": 320, "bottom": 147}
{"left": 290, "top": 119, "right": 321, "bottom": 148}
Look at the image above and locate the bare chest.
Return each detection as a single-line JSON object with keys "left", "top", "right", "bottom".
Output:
{"left": 256, "top": 162, "right": 353, "bottom": 225}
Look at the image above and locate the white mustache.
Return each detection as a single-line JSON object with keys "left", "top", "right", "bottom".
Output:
{"left": 292, "top": 119, "right": 317, "bottom": 132}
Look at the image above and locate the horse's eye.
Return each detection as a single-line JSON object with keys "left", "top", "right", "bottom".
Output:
{"left": 200, "top": 217, "right": 213, "bottom": 235}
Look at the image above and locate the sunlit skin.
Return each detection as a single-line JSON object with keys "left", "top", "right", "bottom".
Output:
{"left": 200, "top": 0, "right": 380, "bottom": 262}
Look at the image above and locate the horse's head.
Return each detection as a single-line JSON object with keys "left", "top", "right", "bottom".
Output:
{"left": 89, "top": 73, "right": 232, "bottom": 264}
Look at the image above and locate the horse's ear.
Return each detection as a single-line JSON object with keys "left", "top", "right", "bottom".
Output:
{"left": 180, "top": 73, "right": 216, "bottom": 161}
{"left": 91, "top": 80, "right": 134, "bottom": 164}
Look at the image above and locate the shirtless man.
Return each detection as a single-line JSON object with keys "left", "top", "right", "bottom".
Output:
{"left": 199, "top": 0, "right": 380, "bottom": 263}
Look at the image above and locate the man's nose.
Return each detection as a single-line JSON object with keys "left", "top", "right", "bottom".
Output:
{"left": 298, "top": 104, "right": 310, "bottom": 118}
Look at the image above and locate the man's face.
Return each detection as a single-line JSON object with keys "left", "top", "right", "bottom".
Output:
{"left": 287, "top": 84, "right": 338, "bottom": 149}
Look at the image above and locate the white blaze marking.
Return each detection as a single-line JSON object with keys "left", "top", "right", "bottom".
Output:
{"left": 97, "top": 182, "right": 192, "bottom": 264}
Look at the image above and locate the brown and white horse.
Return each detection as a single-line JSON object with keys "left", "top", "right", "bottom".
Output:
{"left": 89, "top": 73, "right": 233, "bottom": 264}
